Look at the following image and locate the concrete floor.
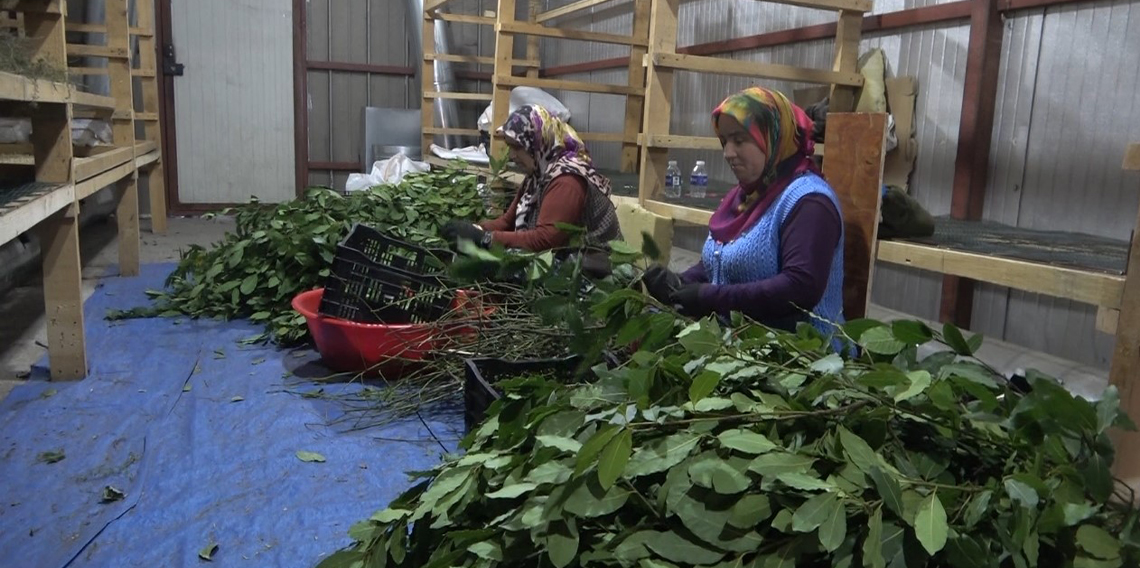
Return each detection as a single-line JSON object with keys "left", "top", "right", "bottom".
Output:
{"left": 0, "top": 216, "right": 235, "bottom": 399}
{"left": 0, "top": 218, "right": 1109, "bottom": 402}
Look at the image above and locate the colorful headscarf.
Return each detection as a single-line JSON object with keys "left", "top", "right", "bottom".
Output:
{"left": 707, "top": 87, "right": 820, "bottom": 243}
{"left": 498, "top": 105, "right": 613, "bottom": 232}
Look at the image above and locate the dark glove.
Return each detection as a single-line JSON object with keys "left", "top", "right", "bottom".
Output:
{"left": 581, "top": 250, "right": 613, "bottom": 279}
{"left": 669, "top": 283, "right": 704, "bottom": 316}
{"left": 442, "top": 219, "right": 492, "bottom": 249}
{"left": 642, "top": 264, "right": 682, "bottom": 303}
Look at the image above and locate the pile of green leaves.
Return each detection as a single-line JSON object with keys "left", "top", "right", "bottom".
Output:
{"left": 320, "top": 277, "right": 1140, "bottom": 567}
{"left": 108, "top": 164, "right": 486, "bottom": 344}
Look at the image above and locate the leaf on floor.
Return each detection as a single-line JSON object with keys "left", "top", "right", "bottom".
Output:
{"left": 36, "top": 450, "right": 65, "bottom": 464}
{"left": 40, "top": 388, "right": 57, "bottom": 399}
{"left": 100, "top": 486, "right": 125, "bottom": 503}
{"left": 251, "top": 357, "right": 266, "bottom": 365}
{"left": 230, "top": 396, "right": 244, "bottom": 403}
{"left": 296, "top": 450, "right": 326, "bottom": 463}
{"left": 183, "top": 383, "right": 192, "bottom": 392}
{"left": 198, "top": 542, "right": 219, "bottom": 561}
{"left": 213, "top": 349, "right": 226, "bottom": 359}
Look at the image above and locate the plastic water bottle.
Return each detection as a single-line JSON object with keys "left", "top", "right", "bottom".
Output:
{"left": 664, "top": 160, "right": 682, "bottom": 199}
{"left": 689, "top": 160, "right": 708, "bottom": 198}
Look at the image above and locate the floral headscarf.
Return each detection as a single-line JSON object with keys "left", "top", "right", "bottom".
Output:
{"left": 707, "top": 87, "right": 820, "bottom": 243}
{"left": 499, "top": 105, "right": 613, "bottom": 232}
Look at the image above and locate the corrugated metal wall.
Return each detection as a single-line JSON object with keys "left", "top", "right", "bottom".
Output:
{"left": 304, "top": 0, "right": 495, "bottom": 189}
{"left": 540, "top": 0, "right": 1140, "bottom": 369}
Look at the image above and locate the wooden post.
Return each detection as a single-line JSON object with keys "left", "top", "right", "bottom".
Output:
{"left": 115, "top": 175, "right": 140, "bottom": 276}
{"left": 421, "top": 9, "right": 437, "bottom": 154}
{"left": 525, "top": 0, "right": 540, "bottom": 80}
{"left": 105, "top": 0, "right": 140, "bottom": 275}
{"left": 37, "top": 205, "right": 87, "bottom": 381}
{"left": 489, "top": 0, "right": 518, "bottom": 162}
{"left": 828, "top": 10, "right": 862, "bottom": 113}
{"left": 1110, "top": 142, "right": 1140, "bottom": 498}
{"left": 620, "top": 0, "right": 650, "bottom": 173}
{"left": 637, "top": 0, "right": 679, "bottom": 204}
{"left": 940, "top": 0, "right": 1004, "bottom": 328}
{"left": 821, "top": 113, "right": 888, "bottom": 319}
{"left": 138, "top": 0, "right": 168, "bottom": 233}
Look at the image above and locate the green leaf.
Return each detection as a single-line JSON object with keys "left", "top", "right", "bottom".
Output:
{"left": 914, "top": 493, "right": 948, "bottom": 555}
{"left": 546, "top": 520, "right": 579, "bottom": 568}
{"left": 370, "top": 508, "right": 410, "bottom": 523}
{"left": 693, "top": 397, "right": 733, "bottom": 412}
{"left": 749, "top": 453, "right": 814, "bottom": 477}
{"left": 838, "top": 427, "right": 884, "bottom": 476}
{"left": 863, "top": 508, "right": 885, "bottom": 568}
{"left": 643, "top": 530, "right": 724, "bottom": 565}
{"left": 941, "top": 323, "right": 974, "bottom": 355}
{"left": 868, "top": 466, "right": 904, "bottom": 518}
{"left": 486, "top": 482, "right": 537, "bottom": 499}
{"left": 1004, "top": 478, "right": 1040, "bottom": 509}
{"left": 230, "top": 396, "right": 244, "bottom": 403}
{"left": 894, "top": 370, "right": 932, "bottom": 402}
{"left": 810, "top": 354, "right": 844, "bottom": 375}
{"left": 525, "top": 461, "right": 573, "bottom": 486}
{"left": 716, "top": 429, "right": 778, "bottom": 455}
{"left": 860, "top": 326, "right": 906, "bottom": 355}
{"left": 729, "top": 494, "right": 772, "bottom": 528}
{"left": 564, "top": 477, "right": 630, "bottom": 517}
{"left": 198, "top": 542, "right": 219, "bottom": 561}
{"left": 1076, "top": 525, "right": 1121, "bottom": 560}
{"left": 314, "top": 550, "right": 363, "bottom": 568}
{"left": 536, "top": 435, "right": 583, "bottom": 453}
{"left": 1063, "top": 503, "right": 1099, "bottom": 526}
{"left": 945, "top": 536, "right": 989, "bottom": 568}
{"left": 689, "top": 371, "right": 721, "bottom": 403}
{"left": 891, "top": 320, "right": 933, "bottom": 345}
{"left": 963, "top": 490, "right": 991, "bottom": 528}
{"left": 792, "top": 492, "right": 838, "bottom": 532}
{"left": 468, "top": 541, "right": 502, "bottom": 561}
{"left": 626, "top": 432, "right": 702, "bottom": 477}
{"left": 240, "top": 274, "right": 258, "bottom": 295}
{"left": 296, "top": 450, "right": 326, "bottom": 463}
{"left": 688, "top": 455, "right": 752, "bottom": 494}
{"left": 679, "top": 321, "right": 721, "bottom": 357}
{"left": 775, "top": 472, "right": 834, "bottom": 492}
{"left": 597, "top": 429, "right": 632, "bottom": 489}
{"left": 818, "top": 496, "right": 847, "bottom": 552}
{"left": 575, "top": 425, "right": 619, "bottom": 475}
{"left": 843, "top": 318, "right": 885, "bottom": 342}
{"left": 100, "top": 485, "right": 125, "bottom": 504}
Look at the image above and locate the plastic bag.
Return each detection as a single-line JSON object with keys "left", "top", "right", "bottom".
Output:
{"left": 429, "top": 143, "right": 490, "bottom": 165}
{"left": 477, "top": 87, "right": 571, "bottom": 133}
{"left": 345, "top": 152, "right": 430, "bottom": 192}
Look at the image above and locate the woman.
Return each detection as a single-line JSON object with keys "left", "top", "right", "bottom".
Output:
{"left": 644, "top": 87, "right": 846, "bottom": 347}
{"left": 442, "top": 105, "right": 621, "bottom": 253}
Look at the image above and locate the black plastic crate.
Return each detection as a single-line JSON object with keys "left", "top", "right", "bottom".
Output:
{"left": 463, "top": 356, "right": 581, "bottom": 433}
{"left": 338, "top": 223, "right": 453, "bottom": 277}
{"left": 319, "top": 245, "right": 455, "bottom": 324}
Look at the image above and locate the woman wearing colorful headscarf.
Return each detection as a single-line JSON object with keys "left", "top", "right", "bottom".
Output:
{"left": 441, "top": 105, "right": 621, "bottom": 253}
{"left": 644, "top": 87, "right": 846, "bottom": 344}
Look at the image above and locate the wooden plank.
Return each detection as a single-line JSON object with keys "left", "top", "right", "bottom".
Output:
{"left": 74, "top": 144, "right": 133, "bottom": 182}
{"left": 494, "top": 74, "right": 640, "bottom": 96}
{"left": 75, "top": 159, "right": 135, "bottom": 199}
{"left": 424, "top": 91, "right": 494, "bottom": 101}
{"left": 579, "top": 131, "right": 632, "bottom": 143}
{"left": 1124, "top": 143, "right": 1140, "bottom": 171}
{"left": 489, "top": 0, "right": 519, "bottom": 161}
{"left": 135, "top": 112, "right": 159, "bottom": 121}
{"left": 421, "top": 15, "right": 437, "bottom": 152}
{"left": 0, "top": 70, "right": 71, "bottom": 103}
{"left": 424, "top": 0, "right": 459, "bottom": 11}
{"left": 135, "top": 141, "right": 157, "bottom": 155}
{"left": 653, "top": 52, "right": 864, "bottom": 86}
{"left": 31, "top": 103, "right": 71, "bottom": 183}
{"left": 643, "top": 199, "right": 713, "bottom": 226}
{"left": 3, "top": 0, "right": 64, "bottom": 14}
{"left": 128, "top": 26, "right": 153, "bottom": 37}
{"left": 131, "top": 68, "right": 157, "bottom": 78}
{"left": 426, "top": 53, "right": 539, "bottom": 67}
{"left": 0, "top": 183, "right": 73, "bottom": 245}
{"left": 526, "top": 0, "right": 540, "bottom": 80}
{"left": 1097, "top": 306, "right": 1119, "bottom": 335}
{"left": 36, "top": 206, "right": 87, "bottom": 380}
{"left": 65, "top": 22, "right": 107, "bottom": 33}
{"left": 756, "top": 0, "right": 872, "bottom": 12}
{"left": 432, "top": 12, "right": 495, "bottom": 25}
{"left": 497, "top": 20, "right": 649, "bottom": 47}
{"left": 641, "top": 134, "right": 722, "bottom": 150}
{"left": 875, "top": 240, "right": 1125, "bottom": 308}
{"left": 68, "top": 66, "right": 110, "bottom": 75}
{"left": 71, "top": 91, "right": 118, "bottom": 109}
{"left": 115, "top": 175, "right": 140, "bottom": 276}
{"left": 821, "top": 113, "right": 888, "bottom": 320}
{"left": 424, "top": 127, "right": 482, "bottom": 137}
{"left": 105, "top": 0, "right": 136, "bottom": 152}
{"left": 66, "top": 44, "right": 130, "bottom": 58}
{"left": 536, "top": 0, "right": 616, "bottom": 23}
{"left": 1109, "top": 148, "right": 1140, "bottom": 496}
{"left": 637, "top": 0, "right": 678, "bottom": 203}
{"left": 136, "top": 150, "right": 160, "bottom": 168}
{"left": 828, "top": 10, "right": 862, "bottom": 112}
{"left": 621, "top": 0, "right": 650, "bottom": 172}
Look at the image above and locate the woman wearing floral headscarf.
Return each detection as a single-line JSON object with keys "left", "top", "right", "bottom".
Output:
{"left": 644, "top": 87, "right": 846, "bottom": 343}
{"left": 442, "top": 105, "right": 620, "bottom": 252}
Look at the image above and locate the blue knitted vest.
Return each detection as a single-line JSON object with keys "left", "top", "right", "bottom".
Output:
{"left": 701, "top": 173, "right": 846, "bottom": 350}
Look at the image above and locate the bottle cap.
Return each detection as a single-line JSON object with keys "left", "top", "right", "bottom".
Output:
{"left": 696, "top": 160, "right": 706, "bottom": 166}
{"left": 668, "top": 160, "right": 677, "bottom": 165}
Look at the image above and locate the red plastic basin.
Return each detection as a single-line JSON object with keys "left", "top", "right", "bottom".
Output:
{"left": 292, "top": 288, "right": 470, "bottom": 376}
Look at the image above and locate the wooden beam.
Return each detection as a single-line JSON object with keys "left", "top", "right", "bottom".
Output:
{"left": 1125, "top": 143, "right": 1140, "bottom": 171}
{"left": 641, "top": 134, "right": 722, "bottom": 150}
{"left": 653, "top": 52, "right": 864, "bottom": 87}
{"left": 579, "top": 131, "right": 633, "bottom": 143}
{"left": 424, "top": 91, "right": 493, "bottom": 101}
{"left": 876, "top": 240, "right": 1125, "bottom": 309}
{"left": 829, "top": 10, "right": 862, "bottom": 112}
{"left": 643, "top": 200, "right": 713, "bottom": 226}
{"left": 758, "top": 0, "right": 872, "bottom": 12}
{"left": 0, "top": 70, "right": 71, "bottom": 103}
{"left": 494, "top": 74, "right": 640, "bottom": 96}
{"left": 65, "top": 22, "right": 106, "bottom": 33}
{"left": 426, "top": 53, "right": 539, "bottom": 67}
{"left": 424, "top": 127, "right": 482, "bottom": 137}
{"left": 1108, "top": 155, "right": 1140, "bottom": 496}
{"left": 75, "top": 159, "right": 135, "bottom": 199}
{"left": 421, "top": 14, "right": 437, "bottom": 153}
{"left": 822, "top": 113, "right": 888, "bottom": 319}
{"left": 431, "top": 12, "right": 495, "bottom": 25}
{"left": 294, "top": 0, "right": 309, "bottom": 197}
{"left": 74, "top": 144, "right": 133, "bottom": 182}
{"left": 536, "top": 0, "right": 616, "bottom": 23}
{"left": 66, "top": 44, "right": 130, "bottom": 58}
{"left": 0, "top": 183, "right": 73, "bottom": 245}
{"left": 31, "top": 103, "right": 71, "bottom": 184}
{"left": 1097, "top": 306, "right": 1119, "bottom": 335}
{"left": 424, "top": 0, "right": 460, "bottom": 11}
{"left": 637, "top": 0, "right": 679, "bottom": 204}
{"left": 306, "top": 60, "right": 415, "bottom": 76}
{"left": 37, "top": 207, "right": 87, "bottom": 380}
{"left": 621, "top": 0, "right": 650, "bottom": 172}
{"left": 940, "top": 0, "right": 1005, "bottom": 328}
{"left": 115, "top": 175, "right": 140, "bottom": 276}
{"left": 497, "top": 20, "right": 648, "bottom": 46}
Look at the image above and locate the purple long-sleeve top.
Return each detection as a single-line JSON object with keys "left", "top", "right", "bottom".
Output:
{"left": 681, "top": 193, "right": 842, "bottom": 326}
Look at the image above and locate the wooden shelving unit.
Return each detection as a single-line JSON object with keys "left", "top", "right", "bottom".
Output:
{"left": 0, "top": 0, "right": 164, "bottom": 380}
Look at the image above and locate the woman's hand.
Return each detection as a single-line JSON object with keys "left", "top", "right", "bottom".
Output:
{"left": 642, "top": 264, "right": 682, "bottom": 304}
{"left": 442, "top": 219, "right": 492, "bottom": 249}
{"left": 669, "top": 283, "right": 704, "bottom": 316}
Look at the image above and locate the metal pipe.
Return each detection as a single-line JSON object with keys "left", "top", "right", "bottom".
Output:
{"left": 407, "top": 0, "right": 460, "bottom": 148}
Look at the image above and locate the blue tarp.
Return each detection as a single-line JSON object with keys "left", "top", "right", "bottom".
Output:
{"left": 0, "top": 263, "right": 463, "bottom": 568}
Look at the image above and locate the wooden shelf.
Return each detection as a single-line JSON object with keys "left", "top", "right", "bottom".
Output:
{"left": 651, "top": 53, "right": 864, "bottom": 87}
{"left": 0, "top": 71, "right": 73, "bottom": 104}
{"left": 495, "top": 74, "right": 641, "bottom": 96}
{"left": 0, "top": 182, "right": 74, "bottom": 245}
{"left": 496, "top": 20, "right": 649, "bottom": 47}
